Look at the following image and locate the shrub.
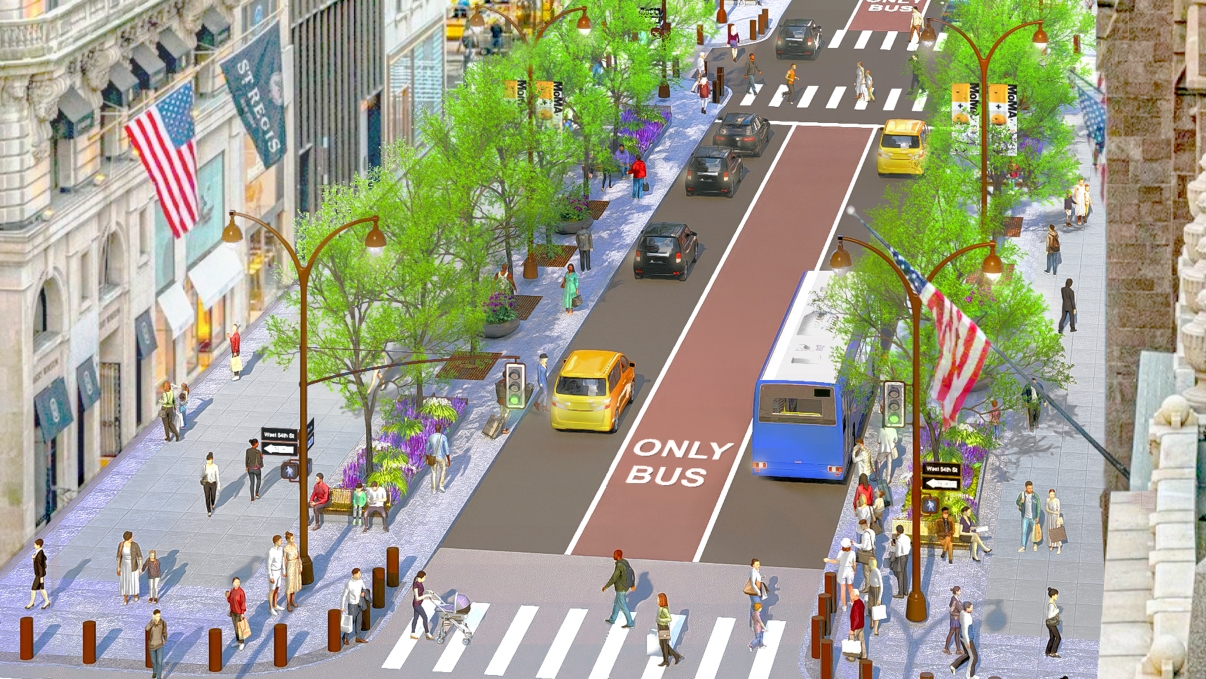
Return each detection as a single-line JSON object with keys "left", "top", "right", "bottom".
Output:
{"left": 560, "top": 196, "right": 590, "bottom": 221}
{"left": 484, "top": 291, "right": 517, "bottom": 324}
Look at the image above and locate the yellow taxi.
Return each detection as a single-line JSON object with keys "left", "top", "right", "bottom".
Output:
{"left": 550, "top": 350, "right": 636, "bottom": 433}
{"left": 876, "top": 119, "right": 927, "bottom": 176}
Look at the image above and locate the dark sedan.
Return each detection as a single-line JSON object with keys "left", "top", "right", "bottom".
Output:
{"left": 685, "top": 146, "right": 743, "bottom": 197}
{"left": 775, "top": 19, "right": 823, "bottom": 59}
{"left": 713, "top": 113, "right": 771, "bottom": 157}
{"left": 634, "top": 222, "right": 700, "bottom": 281}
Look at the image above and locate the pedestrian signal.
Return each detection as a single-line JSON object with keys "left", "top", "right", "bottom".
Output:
{"left": 883, "top": 380, "right": 905, "bottom": 428}
{"left": 505, "top": 362, "right": 526, "bottom": 409}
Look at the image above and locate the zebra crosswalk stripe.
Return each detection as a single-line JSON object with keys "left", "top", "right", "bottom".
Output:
{"left": 934, "top": 33, "right": 948, "bottom": 51}
{"left": 907, "top": 37, "right": 919, "bottom": 51}
{"left": 828, "top": 29, "right": 847, "bottom": 48}
{"left": 587, "top": 616, "right": 634, "bottom": 679}
{"left": 485, "top": 605, "right": 538, "bottom": 676}
{"left": 695, "top": 617, "right": 736, "bottom": 679}
{"left": 826, "top": 86, "right": 846, "bottom": 109}
{"left": 536, "top": 608, "right": 589, "bottom": 679}
{"left": 855, "top": 96, "right": 868, "bottom": 111}
{"left": 799, "top": 85, "right": 818, "bottom": 108}
{"left": 912, "top": 93, "right": 928, "bottom": 111}
{"left": 768, "top": 84, "right": 788, "bottom": 107}
{"left": 884, "top": 88, "right": 902, "bottom": 111}
{"left": 740, "top": 84, "right": 760, "bottom": 107}
{"left": 854, "top": 30, "right": 872, "bottom": 49}
{"left": 381, "top": 600, "right": 438, "bottom": 669}
{"left": 881, "top": 31, "right": 897, "bottom": 50}
{"left": 747, "top": 620, "right": 786, "bottom": 679}
{"left": 432, "top": 603, "right": 490, "bottom": 672}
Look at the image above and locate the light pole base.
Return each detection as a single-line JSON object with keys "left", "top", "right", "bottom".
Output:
{"left": 717, "top": 8, "right": 727, "bottom": 23}
{"left": 905, "top": 589, "right": 927, "bottom": 622}
{"left": 658, "top": 82, "right": 671, "bottom": 98}
{"left": 301, "top": 554, "right": 315, "bottom": 586}
{"left": 522, "top": 252, "right": 539, "bottom": 279}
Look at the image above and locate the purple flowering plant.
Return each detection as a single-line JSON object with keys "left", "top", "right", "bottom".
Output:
{"left": 559, "top": 196, "right": 590, "bottom": 221}
{"left": 618, "top": 108, "right": 669, "bottom": 155}
{"left": 485, "top": 290, "right": 517, "bottom": 324}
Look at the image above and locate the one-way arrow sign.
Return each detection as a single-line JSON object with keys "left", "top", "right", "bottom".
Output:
{"left": 924, "top": 477, "right": 959, "bottom": 490}
{"left": 263, "top": 442, "right": 297, "bottom": 455}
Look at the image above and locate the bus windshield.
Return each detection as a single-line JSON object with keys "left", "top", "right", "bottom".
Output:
{"left": 757, "top": 384, "right": 836, "bottom": 425}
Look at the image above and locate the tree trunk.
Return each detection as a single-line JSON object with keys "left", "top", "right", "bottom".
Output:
{"left": 415, "top": 373, "right": 425, "bottom": 410}
{"left": 503, "top": 224, "right": 514, "bottom": 277}
{"left": 363, "top": 401, "right": 375, "bottom": 475}
{"left": 583, "top": 133, "right": 592, "bottom": 200}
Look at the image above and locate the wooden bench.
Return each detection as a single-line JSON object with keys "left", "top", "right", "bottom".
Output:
{"left": 891, "top": 519, "right": 972, "bottom": 552}
{"left": 323, "top": 488, "right": 392, "bottom": 516}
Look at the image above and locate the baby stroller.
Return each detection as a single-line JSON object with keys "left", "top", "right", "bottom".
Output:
{"left": 431, "top": 591, "right": 474, "bottom": 645}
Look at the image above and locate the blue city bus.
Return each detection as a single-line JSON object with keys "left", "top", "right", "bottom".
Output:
{"left": 751, "top": 270, "right": 876, "bottom": 482}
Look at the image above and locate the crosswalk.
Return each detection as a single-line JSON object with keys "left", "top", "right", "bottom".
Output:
{"left": 824, "top": 29, "right": 948, "bottom": 52}
{"left": 747, "top": 82, "right": 928, "bottom": 113}
{"left": 381, "top": 604, "right": 790, "bottom": 678}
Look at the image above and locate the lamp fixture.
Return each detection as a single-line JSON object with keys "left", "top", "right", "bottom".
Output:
{"left": 469, "top": 10, "right": 486, "bottom": 34}
{"left": 222, "top": 211, "right": 244, "bottom": 249}
{"left": 577, "top": 12, "right": 592, "bottom": 35}
{"left": 981, "top": 248, "right": 1004, "bottom": 282}
{"left": 365, "top": 223, "right": 386, "bottom": 255}
{"left": 829, "top": 239, "right": 853, "bottom": 274}
{"left": 920, "top": 20, "right": 937, "bottom": 48}
{"left": 1032, "top": 23, "right": 1048, "bottom": 51}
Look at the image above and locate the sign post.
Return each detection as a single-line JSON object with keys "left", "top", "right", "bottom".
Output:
{"left": 262, "top": 419, "right": 315, "bottom": 455}
{"left": 920, "top": 461, "right": 962, "bottom": 491}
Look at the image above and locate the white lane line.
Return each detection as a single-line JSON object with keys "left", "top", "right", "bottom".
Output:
{"left": 934, "top": 33, "right": 948, "bottom": 51}
{"left": 883, "top": 88, "right": 902, "bottom": 111}
{"left": 485, "top": 605, "right": 539, "bottom": 676}
{"left": 381, "top": 600, "right": 437, "bottom": 669}
{"left": 694, "top": 422, "right": 753, "bottom": 561}
{"left": 695, "top": 618, "right": 736, "bottom": 679}
{"left": 881, "top": 31, "right": 897, "bottom": 50}
{"left": 640, "top": 614, "right": 687, "bottom": 679}
{"left": 740, "top": 84, "right": 761, "bottom": 107}
{"left": 565, "top": 123, "right": 802, "bottom": 556}
{"left": 431, "top": 603, "right": 490, "bottom": 673}
{"left": 811, "top": 128, "right": 876, "bottom": 273}
{"left": 854, "top": 30, "right": 872, "bottom": 49}
{"left": 826, "top": 86, "right": 846, "bottom": 109}
{"left": 766, "top": 121, "right": 882, "bottom": 129}
{"left": 537, "top": 608, "right": 589, "bottom": 679}
{"left": 855, "top": 96, "right": 868, "bottom": 111}
{"left": 842, "top": 0, "right": 861, "bottom": 32}
{"left": 907, "top": 37, "right": 919, "bottom": 51}
{"left": 829, "top": 29, "right": 847, "bottom": 48}
{"left": 588, "top": 617, "right": 634, "bottom": 679}
{"left": 748, "top": 620, "right": 787, "bottom": 679}
{"left": 912, "top": 93, "right": 928, "bottom": 111}
{"left": 768, "top": 84, "right": 788, "bottom": 107}
{"left": 798, "top": 85, "right": 818, "bottom": 108}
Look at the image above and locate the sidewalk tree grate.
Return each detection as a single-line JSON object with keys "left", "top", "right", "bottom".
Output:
{"left": 513, "top": 295, "right": 542, "bottom": 321}
{"left": 436, "top": 352, "right": 502, "bottom": 381}
{"left": 588, "top": 200, "right": 609, "bottom": 220}
{"left": 530, "top": 244, "right": 577, "bottom": 268}
{"left": 1004, "top": 216, "right": 1023, "bottom": 237}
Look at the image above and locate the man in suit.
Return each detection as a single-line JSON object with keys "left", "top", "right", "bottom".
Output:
{"left": 1059, "top": 278, "right": 1077, "bottom": 333}
{"left": 889, "top": 524, "right": 910, "bottom": 597}
{"left": 936, "top": 506, "right": 956, "bottom": 564}
{"left": 576, "top": 228, "right": 593, "bottom": 271}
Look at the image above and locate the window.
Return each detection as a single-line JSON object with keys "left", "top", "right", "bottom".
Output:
{"left": 556, "top": 377, "right": 605, "bottom": 397}
{"left": 79, "top": 250, "right": 92, "bottom": 301}
{"left": 33, "top": 280, "right": 63, "bottom": 347}
{"left": 155, "top": 204, "right": 176, "bottom": 292}
{"left": 757, "top": 384, "right": 836, "bottom": 425}
{"left": 101, "top": 232, "right": 124, "bottom": 298}
{"left": 186, "top": 153, "right": 225, "bottom": 265}
{"left": 607, "top": 364, "right": 621, "bottom": 393}
{"left": 35, "top": 288, "right": 48, "bottom": 333}
{"left": 139, "top": 208, "right": 151, "bottom": 256}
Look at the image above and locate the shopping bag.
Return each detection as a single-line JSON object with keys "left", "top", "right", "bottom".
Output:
{"left": 1033, "top": 523, "right": 1042, "bottom": 543}
{"left": 841, "top": 639, "right": 862, "bottom": 656}
{"left": 572, "top": 294, "right": 583, "bottom": 308}
{"left": 642, "top": 181, "right": 650, "bottom": 192}
{"left": 1048, "top": 525, "right": 1068, "bottom": 543}
{"left": 646, "top": 629, "right": 660, "bottom": 655}
{"left": 871, "top": 605, "right": 887, "bottom": 621}
{"left": 175, "top": 409, "right": 184, "bottom": 431}
{"left": 230, "top": 355, "right": 243, "bottom": 373}
{"left": 237, "top": 617, "right": 252, "bottom": 640}
{"left": 340, "top": 613, "right": 354, "bottom": 634}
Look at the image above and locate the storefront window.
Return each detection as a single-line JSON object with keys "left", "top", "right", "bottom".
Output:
{"left": 155, "top": 205, "right": 175, "bottom": 293}
{"left": 244, "top": 135, "right": 280, "bottom": 218}
{"left": 187, "top": 153, "right": 225, "bottom": 266}
{"left": 154, "top": 308, "right": 175, "bottom": 387}
{"left": 248, "top": 225, "right": 282, "bottom": 320}
{"left": 388, "top": 51, "right": 414, "bottom": 145}
{"left": 412, "top": 28, "right": 445, "bottom": 148}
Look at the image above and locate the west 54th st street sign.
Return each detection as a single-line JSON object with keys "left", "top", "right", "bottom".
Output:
{"left": 262, "top": 418, "right": 315, "bottom": 455}
{"left": 921, "top": 461, "right": 963, "bottom": 491}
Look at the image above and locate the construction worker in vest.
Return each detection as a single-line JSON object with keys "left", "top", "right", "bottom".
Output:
{"left": 159, "top": 381, "right": 180, "bottom": 442}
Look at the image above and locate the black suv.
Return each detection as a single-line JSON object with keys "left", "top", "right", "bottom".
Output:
{"left": 713, "top": 113, "right": 771, "bottom": 157}
{"left": 685, "top": 146, "right": 743, "bottom": 197}
{"left": 776, "top": 19, "right": 823, "bottom": 59}
{"left": 634, "top": 223, "right": 700, "bottom": 280}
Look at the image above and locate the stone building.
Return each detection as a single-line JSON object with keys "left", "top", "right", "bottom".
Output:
{"left": 0, "top": 0, "right": 295, "bottom": 563}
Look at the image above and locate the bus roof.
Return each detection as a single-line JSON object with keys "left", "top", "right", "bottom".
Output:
{"left": 759, "top": 270, "right": 841, "bottom": 384}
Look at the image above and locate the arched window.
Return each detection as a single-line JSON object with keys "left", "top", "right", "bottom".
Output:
{"left": 100, "top": 231, "right": 125, "bottom": 298}
{"left": 33, "top": 279, "right": 63, "bottom": 346}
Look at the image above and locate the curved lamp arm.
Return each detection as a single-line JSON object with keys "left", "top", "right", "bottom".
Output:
{"left": 474, "top": 5, "right": 530, "bottom": 43}
{"left": 927, "top": 241, "right": 997, "bottom": 281}
{"left": 229, "top": 210, "right": 303, "bottom": 274}
{"left": 837, "top": 235, "right": 919, "bottom": 300}
{"left": 535, "top": 6, "right": 589, "bottom": 42}
{"left": 985, "top": 20, "right": 1044, "bottom": 64}
{"left": 305, "top": 215, "right": 380, "bottom": 275}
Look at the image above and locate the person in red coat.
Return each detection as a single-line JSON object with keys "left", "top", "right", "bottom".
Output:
{"left": 848, "top": 588, "right": 866, "bottom": 659}
{"left": 227, "top": 577, "right": 248, "bottom": 650}
{"left": 628, "top": 154, "right": 648, "bottom": 201}
{"left": 228, "top": 324, "right": 242, "bottom": 381}
{"left": 854, "top": 473, "right": 874, "bottom": 512}
{"left": 309, "top": 473, "right": 331, "bottom": 530}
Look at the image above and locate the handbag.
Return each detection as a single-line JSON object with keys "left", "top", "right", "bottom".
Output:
{"left": 855, "top": 549, "right": 872, "bottom": 565}
{"left": 340, "top": 613, "right": 353, "bottom": 634}
{"left": 642, "top": 180, "right": 650, "bottom": 192}
{"left": 1033, "top": 523, "right": 1042, "bottom": 543}
{"left": 237, "top": 617, "right": 252, "bottom": 640}
{"left": 657, "top": 626, "right": 671, "bottom": 640}
{"left": 743, "top": 579, "right": 759, "bottom": 596}
{"left": 572, "top": 294, "right": 583, "bottom": 308}
{"left": 871, "top": 605, "right": 887, "bottom": 621}
{"left": 425, "top": 454, "right": 437, "bottom": 467}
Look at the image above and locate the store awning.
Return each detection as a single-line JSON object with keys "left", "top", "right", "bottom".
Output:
{"left": 197, "top": 8, "right": 232, "bottom": 49}
{"left": 188, "top": 247, "right": 243, "bottom": 310}
{"left": 131, "top": 44, "right": 167, "bottom": 91}
{"left": 157, "top": 282, "right": 195, "bottom": 338}
{"left": 157, "top": 29, "right": 191, "bottom": 74}
{"left": 51, "top": 87, "right": 95, "bottom": 139}
{"left": 134, "top": 309, "right": 158, "bottom": 360}
{"left": 34, "top": 377, "right": 74, "bottom": 441}
{"left": 103, "top": 63, "right": 140, "bottom": 108}
{"left": 77, "top": 357, "right": 101, "bottom": 411}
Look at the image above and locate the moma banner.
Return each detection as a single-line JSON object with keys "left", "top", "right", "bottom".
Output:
{"left": 504, "top": 79, "right": 527, "bottom": 114}
{"left": 988, "top": 84, "right": 1019, "bottom": 156}
{"left": 951, "top": 83, "right": 979, "bottom": 146}
{"left": 534, "top": 81, "right": 564, "bottom": 128}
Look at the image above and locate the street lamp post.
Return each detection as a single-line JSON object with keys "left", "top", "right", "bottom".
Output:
{"left": 469, "top": 5, "right": 592, "bottom": 280}
{"left": 222, "top": 210, "right": 386, "bottom": 585}
{"left": 920, "top": 18, "right": 1047, "bottom": 232}
{"left": 829, "top": 223, "right": 1002, "bottom": 623}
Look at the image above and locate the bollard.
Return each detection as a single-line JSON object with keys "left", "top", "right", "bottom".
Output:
{"left": 859, "top": 658, "right": 873, "bottom": 679}
{"left": 20, "top": 617, "right": 33, "bottom": 660}
{"left": 373, "top": 567, "right": 386, "bottom": 609}
{"left": 758, "top": 11, "right": 765, "bottom": 35}
{"left": 717, "top": 0, "right": 726, "bottom": 24}
{"left": 274, "top": 623, "right": 288, "bottom": 667}
{"left": 146, "top": 628, "right": 152, "bottom": 668}
{"left": 208, "top": 628, "right": 222, "bottom": 672}
{"left": 761, "top": 8, "right": 769, "bottom": 32}
{"left": 386, "top": 546, "right": 400, "bottom": 587}
{"left": 749, "top": 19, "right": 757, "bottom": 41}
{"left": 362, "top": 605, "right": 372, "bottom": 631}
{"left": 328, "top": 609, "right": 342, "bottom": 652}
{"left": 811, "top": 615, "right": 825, "bottom": 659}
{"left": 715, "top": 69, "right": 724, "bottom": 103}
{"left": 820, "top": 592, "right": 833, "bottom": 625}
{"left": 83, "top": 620, "right": 96, "bottom": 664}
{"left": 920, "top": 674, "right": 934, "bottom": 679}
{"left": 697, "top": 24, "right": 704, "bottom": 45}
{"left": 824, "top": 572, "right": 837, "bottom": 614}
{"left": 820, "top": 638, "right": 833, "bottom": 679}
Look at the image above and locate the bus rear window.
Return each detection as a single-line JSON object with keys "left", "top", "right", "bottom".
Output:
{"left": 758, "top": 384, "right": 836, "bottom": 425}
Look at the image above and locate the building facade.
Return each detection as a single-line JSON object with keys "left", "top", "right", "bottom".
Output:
{"left": 385, "top": 0, "right": 445, "bottom": 153}
{"left": 0, "top": 0, "right": 295, "bottom": 563}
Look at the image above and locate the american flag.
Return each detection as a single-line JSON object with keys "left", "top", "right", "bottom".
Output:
{"left": 125, "top": 83, "right": 198, "bottom": 238}
{"left": 887, "top": 242, "right": 991, "bottom": 429}
{"left": 1076, "top": 83, "right": 1106, "bottom": 155}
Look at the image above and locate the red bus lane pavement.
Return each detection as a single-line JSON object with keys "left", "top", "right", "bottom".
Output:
{"left": 847, "top": 0, "right": 929, "bottom": 32}
{"left": 567, "top": 125, "right": 876, "bottom": 563}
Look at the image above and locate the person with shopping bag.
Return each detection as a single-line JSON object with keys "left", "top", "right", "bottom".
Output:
{"left": 228, "top": 324, "right": 242, "bottom": 381}
{"left": 158, "top": 381, "right": 180, "bottom": 442}
{"left": 844, "top": 588, "right": 867, "bottom": 659}
{"left": 561, "top": 263, "right": 580, "bottom": 315}
{"left": 1045, "top": 489, "right": 1065, "bottom": 554}
{"left": 745, "top": 558, "right": 768, "bottom": 608}
{"left": 226, "top": 577, "right": 248, "bottom": 651}
{"left": 1017, "top": 481, "right": 1041, "bottom": 551}
{"left": 865, "top": 557, "right": 884, "bottom": 635}
{"left": 341, "top": 568, "right": 370, "bottom": 646}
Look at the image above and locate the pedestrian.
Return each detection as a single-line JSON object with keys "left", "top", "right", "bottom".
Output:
{"left": 823, "top": 538, "right": 856, "bottom": 611}
{"left": 657, "top": 592, "right": 684, "bottom": 665}
{"left": 1045, "top": 489, "right": 1064, "bottom": 554}
{"left": 852, "top": 438, "right": 872, "bottom": 480}
{"left": 536, "top": 353, "right": 550, "bottom": 412}
{"left": 245, "top": 438, "right": 263, "bottom": 501}
{"left": 871, "top": 490, "right": 886, "bottom": 533}
{"left": 200, "top": 452, "right": 220, "bottom": 517}
{"left": 227, "top": 576, "right": 248, "bottom": 650}
{"left": 854, "top": 495, "right": 872, "bottom": 528}
{"left": 949, "top": 602, "right": 979, "bottom": 678}
{"left": 746, "top": 558, "right": 768, "bottom": 609}
{"left": 576, "top": 226, "right": 593, "bottom": 272}
{"left": 936, "top": 506, "right": 955, "bottom": 564}
{"left": 692, "top": 74, "right": 711, "bottom": 114}
{"left": 410, "top": 570, "right": 434, "bottom": 640}
{"left": 341, "top": 568, "right": 370, "bottom": 646}
{"left": 1063, "top": 190, "right": 1074, "bottom": 226}
{"left": 865, "top": 557, "right": 883, "bottom": 635}
{"left": 989, "top": 400, "right": 1002, "bottom": 437}
{"left": 728, "top": 25, "right": 740, "bottom": 62}
{"left": 909, "top": 7, "right": 923, "bottom": 42}
{"left": 628, "top": 154, "right": 648, "bottom": 200}
{"left": 863, "top": 69, "right": 875, "bottom": 101}
{"left": 309, "top": 472, "right": 331, "bottom": 530}
{"left": 283, "top": 531, "right": 301, "bottom": 611}
{"left": 561, "top": 263, "right": 580, "bottom": 314}
{"left": 847, "top": 588, "right": 867, "bottom": 659}
{"left": 1045, "top": 225, "right": 1061, "bottom": 275}
{"left": 959, "top": 506, "right": 992, "bottom": 561}
{"left": 695, "top": 50, "right": 707, "bottom": 78}
{"left": 142, "top": 549, "right": 162, "bottom": 603}
{"left": 1045, "top": 587, "right": 1062, "bottom": 657}
{"left": 351, "top": 483, "right": 366, "bottom": 526}
{"left": 614, "top": 142, "right": 633, "bottom": 179}
{"left": 116, "top": 531, "right": 143, "bottom": 605}
{"left": 364, "top": 481, "right": 390, "bottom": 531}
{"left": 1073, "top": 178, "right": 1087, "bottom": 225}
{"left": 855, "top": 519, "right": 874, "bottom": 584}
{"left": 1059, "top": 278, "right": 1077, "bottom": 334}
{"left": 890, "top": 524, "right": 910, "bottom": 598}
{"left": 854, "top": 472, "right": 874, "bottom": 511}
{"left": 228, "top": 324, "right": 242, "bottom": 381}
{"left": 265, "top": 535, "right": 284, "bottom": 615}
{"left": 855, "top": 62, "right": 866, "bottom": 101}
{"left": 1022, "top": 378, "right": 1043, "bottom": 431}
{"left": 146, "top": 609, "right": 167, "bottom": 678}
{"left": 490, "top": 21, "right": 503, "bottom": 53}
{"left": 26, "top": 538, "right": 49, "bottom": 610}
{"left": 749, "top": 600, "right": 765, "bottom": 651}
{"left": 907, "top": 53, "right": 923, "bottom": 96}
{"left": 785, "top": 64, "right": 797, "bottom": 103}
{"left": 743, "top": 54, "right": 761, "bottom": 94}
{"left": 1017, "top": 480, "right": 1041, "bottom": 552}
{"left": 601, "top": 549, "right": 636, "bottom": 628}
{"left": 1085, "top": 180, "right": 1094, "bottom": 218}
{"left": 177, "top": 382, "right": 190, "bottom": 429}
{"left": 944, "top": 586, "right": 963, "bottom": 654}
{"left": 877, "top": 412, "right": 898, "bottom": 481}
{"left": 158, "top": 381, "right": 180, "bottom": 442}
{"left": 427, "top": 422, "right": 450, "bottom": 495}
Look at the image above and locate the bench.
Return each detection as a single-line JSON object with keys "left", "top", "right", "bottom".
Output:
{"left": 323, "top": 488, "right": 392, "bottom": 516}
{"left": 891, "top": 519, "right": 973, "bottom": 552}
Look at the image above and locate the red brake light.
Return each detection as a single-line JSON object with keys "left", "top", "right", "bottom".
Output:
{"left": 743, "top": 136, "right": 756, "bottom": 141}
{"left": 675, "top": 252, "right": 682, "bottom": 263}
{"left": 723, "top": 172, "right": 729, "bottom": 180}
{"left": 752, "top": 461, "right": 767, "bottom": 471}
{"left": 714, "top": 135, "right": 724, "bottom": 142}
{"left": 635, "top": 252, "right": 641, "bottom": 261}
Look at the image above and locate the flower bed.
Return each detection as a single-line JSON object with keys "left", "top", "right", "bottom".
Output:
{"left": 616, "top": 106, "right": 673, "bottom": 156}
{"left": 899, "top": 423, "right": 994, "bottom": 522}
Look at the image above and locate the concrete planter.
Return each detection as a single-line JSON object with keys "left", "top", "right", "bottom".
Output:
{"left": 555, "top": 215, "right": 594, "bottom": 235}
{"left": 482, "top": 318, "right": 520, "bottom": 339}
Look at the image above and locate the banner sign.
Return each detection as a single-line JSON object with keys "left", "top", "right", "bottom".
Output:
{"left": 532, "top": 81, "right": 564, "bottom": 128}
{"left": 505, "top": 79, "right": 528, "bottom": 115}
{"left": 951, "top": 83, "right": 979, "bottom": 145}
{"left": 988, "top": 84, "right": 1018, "bottom": 156}
{"left": 221, "top": 21, "right": 287, "bottom": 169}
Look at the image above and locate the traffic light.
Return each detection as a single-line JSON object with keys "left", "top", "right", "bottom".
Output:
{"left": 505, "top": 362, "right": 527, "bottom": 409}
{"left": 883, "top": 380, "right": 905, "bottom": 428}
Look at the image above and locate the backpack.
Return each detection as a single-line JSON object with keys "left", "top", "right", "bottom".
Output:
{"left": 622, "top": 560, "right": 635, "bottom": 589}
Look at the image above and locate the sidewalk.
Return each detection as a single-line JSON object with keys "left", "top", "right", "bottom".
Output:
{"left": 0, "top": 79, "right": 733, "bottom": 674}
{"left": 800, "top": 107, "right": 1106, "bottom": 677}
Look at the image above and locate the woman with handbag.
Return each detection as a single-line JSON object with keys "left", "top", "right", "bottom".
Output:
{"left": 283, "top": 532, "right": 302, "bottom": 611}
{"left": 943, "top": 586, "right": 962, "bottom": 655}
{"left": 1044, "top": 587, "right": 1062, "bottom": 657}
{"left": 228, "top": 325, "right": 242, "bottom": 381}
{"left": 116, "top": 531, "right": 143, "bottom": 605}
{"left": 745, "top": 558, "right": 768, "bottom": 608}
{"left": 865, "top": 557, "right": 883, "bottom": 635}
{"left": 561, "top": 263, "right": 580, "bottom": 315}
{"left": 226, "top": 576, "right": 248, "bottom": 650}
{"left": 657, "top": 592, "right": 683, "bottom": 665}
{"left": 1045, "top": 489, "right": 1064, "bottom": 554}
{"left": 1045, "top": 225, "right": 1061, "bottom": 275}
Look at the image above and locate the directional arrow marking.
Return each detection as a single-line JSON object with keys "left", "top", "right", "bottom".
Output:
{"left": 923, "top": 478, "right": 959, "bottom": 490}
{"left": 263, "top": 443, "right": 297, "bottom": 455}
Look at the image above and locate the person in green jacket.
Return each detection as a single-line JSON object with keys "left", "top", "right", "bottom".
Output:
{"left": 562, "top": 263, "right": 579, "bottom": 314}
{"left": 657, "top": 592, "right": 683, "bottom": 666}
{"left": 352, "top": 483, "right": 367, "bottom": 527}
{"left": 601, "top": 549, "right": 635, "bottom": 627}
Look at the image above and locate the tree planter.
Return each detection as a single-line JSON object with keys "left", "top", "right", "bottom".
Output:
{"left": 482, "top": 318, "right": 520, "bottom": 338}
{"left": 555, "top": 215, "right": 594, "bottom": 235}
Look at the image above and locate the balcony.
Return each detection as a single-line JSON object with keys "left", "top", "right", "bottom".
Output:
{"left": 0, "top": 0, "right": 160, "bottom": 63}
